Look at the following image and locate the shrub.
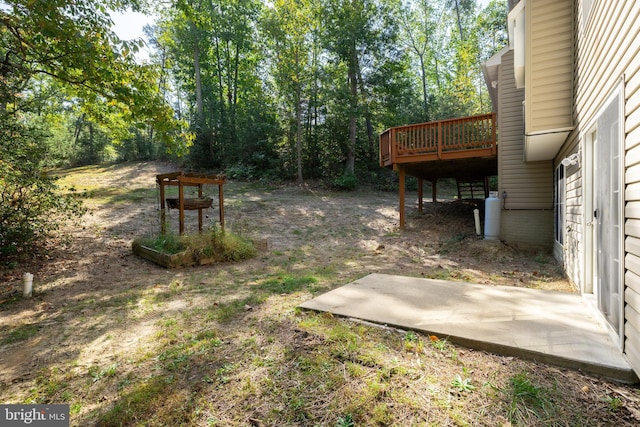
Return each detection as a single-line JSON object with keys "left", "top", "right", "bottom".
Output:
{"left": 332, "top": 173, "right": 357, "bottom": 191}
{"left": 0, "top": 119, "right": 86, "bottom": 259}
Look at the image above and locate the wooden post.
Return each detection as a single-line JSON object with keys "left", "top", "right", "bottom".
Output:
{"left": 437, "top": 121, "right": 443, "bottom": 160}
{"left": 159, "top": 178, "right": 166, "bottom": 235}
{"left": 219, "top": 183, "right": 225, "bottom": 230}
{"left": 198, "top": 183, "right": 203, "bottom": 232}
{"left": 418, "top": 178, "right": 423, "bottom": 214}
{"left": 484, "top": 176, "right": 490, "bottom": 199}
{"left": 398, "top": 165, "right": 405, "bottom": 229}
{"left": 390, "top": 128, "right": 396, "bottom": 164}
{"left": 178, "top": 182, "right": 185, "bottom": 235}
{"left": 432, "top": 179, "right": 437, "bottom": 203}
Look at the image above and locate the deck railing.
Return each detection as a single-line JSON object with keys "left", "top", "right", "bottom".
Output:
{"left": 380, "top": 113, "right": 496, "bottom": 167}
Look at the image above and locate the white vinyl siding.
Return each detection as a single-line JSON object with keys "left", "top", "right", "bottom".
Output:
{"left": 573, "top": 0, "right": 640, "bottom": 374}
{"left": 562, "top": 142, "right": 582, "bottom": 288}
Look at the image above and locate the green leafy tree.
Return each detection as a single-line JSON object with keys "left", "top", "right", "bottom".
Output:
{"left": 400, "top": 0, "right": 439, "bottom": 121}
{"left": 157, "top": 0, "right": 264, "bottom": 169}
{"left": 477, "top": 0, "right": 508, "bottom": 62}
{"left": 262, "top": 0, "right": 316, "bottom": 182}
{"left": 322, "top": 0, "right": 401, "bottom": 176}
{"left": 0, "top": 0, "right": 188, "bottom": 256}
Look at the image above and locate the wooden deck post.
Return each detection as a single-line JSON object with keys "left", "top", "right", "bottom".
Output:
{"left": 432, "top": 179, "right": 437, "bottom": 203}
{"left": 484, "top": 176, "right": 490, "bottom": 199}
{"left": 437, "top": 122, "right": 443, "bottom": 159}
{"left": 398, "top": 165, "right": 405, "bottom": 229}
{"left": 418, "top": 178, "right": 423, "bottom": 214}
{"left": 198, "top": 183, "right": 203, "bottom": 232}
{"left": 219, "top": 183, "right": 225, "bottom": 230}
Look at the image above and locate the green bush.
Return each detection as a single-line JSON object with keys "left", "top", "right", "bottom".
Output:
{"left": 0, "top": 118, "right": 86, "bottom": 258}
{"left": 332, "top": 173, "right": 357, "bottom": 191}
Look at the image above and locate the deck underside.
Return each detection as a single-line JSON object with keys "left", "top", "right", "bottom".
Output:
{"left": 394, "top": 155, "right": 498, "bottom": 182}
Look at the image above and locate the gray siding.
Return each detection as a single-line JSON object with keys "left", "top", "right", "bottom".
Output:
{"left": 498, "top": 49, "right": 554, "bottom": 247}
{"left": 501, "top": 210, "right": 553, "bottom": 248}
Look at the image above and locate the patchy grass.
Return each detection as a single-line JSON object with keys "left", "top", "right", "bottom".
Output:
{"left": 1, "top": 162, "right": 638, "bottom": 427}
{"left": 504, "top": 371, "right": 566, "bottom": 425}
{"left": 258, "top": 274, "right": 318, "bottom": 294}
{"left": 1, "top": 323, "right": 39, "bottom": 345}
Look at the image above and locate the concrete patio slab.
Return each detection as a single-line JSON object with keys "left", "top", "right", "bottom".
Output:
{"left": 299, "top": 273, "right": 637, "bottom": 383}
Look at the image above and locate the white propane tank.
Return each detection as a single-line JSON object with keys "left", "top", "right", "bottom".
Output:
{"left": 484, "top": 191, "right": 501, "bottom": 240}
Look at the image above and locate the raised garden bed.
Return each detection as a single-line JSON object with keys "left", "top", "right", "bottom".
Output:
{"left": 132, "top": 237, "right": 268, "bottom": 269}
{"left": 132, "top": 244, "right": 202, "bottom": 268}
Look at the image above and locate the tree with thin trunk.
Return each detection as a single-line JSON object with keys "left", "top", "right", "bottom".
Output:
{"left": 262, "top": 0, "right": 314, "bottom": 183}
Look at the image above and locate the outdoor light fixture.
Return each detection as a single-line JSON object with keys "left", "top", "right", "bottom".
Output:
{"left": 561, "top": 153, "right": 580, "bottom": 167}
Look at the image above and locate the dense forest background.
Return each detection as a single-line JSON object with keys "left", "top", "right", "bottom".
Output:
{"left": 1, "top": 0, "right": 507, "bottom": 253}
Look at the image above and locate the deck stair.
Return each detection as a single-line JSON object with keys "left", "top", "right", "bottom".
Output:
{"left": 456, "top": 177, "right": 488, "bottom": 200}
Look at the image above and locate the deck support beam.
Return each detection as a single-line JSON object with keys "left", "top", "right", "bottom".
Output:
{"left": 432, "top": 179, "right": 437, "bottom": 204}
{"left": 418, "top": 178, "right": 423, "bottom": 213}
{"left": 484, "top": 176, "right": 490, "bottom": 199}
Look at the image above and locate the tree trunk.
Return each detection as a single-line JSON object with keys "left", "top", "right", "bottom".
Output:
{"left": 355, "top": 53, "right": 375, "bottom": 163}
{"left": 214, "top": 37, "right": 226, "bottom": 162}
{"left": 434, "top": 56, "right": 442, "bottom": 91}
{"left": 73, "top": 113, "right": 85, "bottom": 147}
{"left": 192, "top": 24, "right": 204, "bottom": 124}
{"left": 295, "top": 50, "right": 304, "bottom": 183}
{"left": 454, "top": 0, "right": 464, "bottom": 40}
{"left": 418, "top": 53, "right": 429, "bottom": 121}
{"left": 88, "top": 122, "right": 95, "bottom": 161}
{"left": 230, "top": 41, "right": 240, "bottom": 148}
{"left": 346, "top": 46, "right": 358, "bottom": 176}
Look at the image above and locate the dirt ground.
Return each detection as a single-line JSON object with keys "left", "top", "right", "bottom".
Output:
{"left": 1, "top": 161, "right": 639, "bottom": 426}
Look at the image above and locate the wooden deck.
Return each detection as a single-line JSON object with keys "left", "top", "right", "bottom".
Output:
{"left": 379, "top": 113, "right": 497, "bottom": 227}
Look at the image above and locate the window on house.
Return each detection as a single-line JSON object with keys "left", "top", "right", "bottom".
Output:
{"left": 554, "top": 164, "right": 566, "bottom": 245}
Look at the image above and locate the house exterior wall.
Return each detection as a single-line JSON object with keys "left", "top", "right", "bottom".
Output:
{"left": 559, "top": 0, "right": 640, "bottom": 374}
{"left": 562, "top": 159, "right": 582, "bottom": 288}
{"left": 525, "top": 0, "right": 573, "bottom": 134}
{"left": 498, "top": 49, "right": 554, "bottom": 247}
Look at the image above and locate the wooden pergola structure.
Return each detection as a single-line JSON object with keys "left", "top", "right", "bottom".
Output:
{"left": 156, "top": 172, "right": 226, "bottom": 235}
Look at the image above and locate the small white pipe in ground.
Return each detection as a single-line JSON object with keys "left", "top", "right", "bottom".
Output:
{"left": 23, "top": 273, "right": 33, "bottom": 297}
{"left": 473, "top": 208, "right": 481, "bottom": 235}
